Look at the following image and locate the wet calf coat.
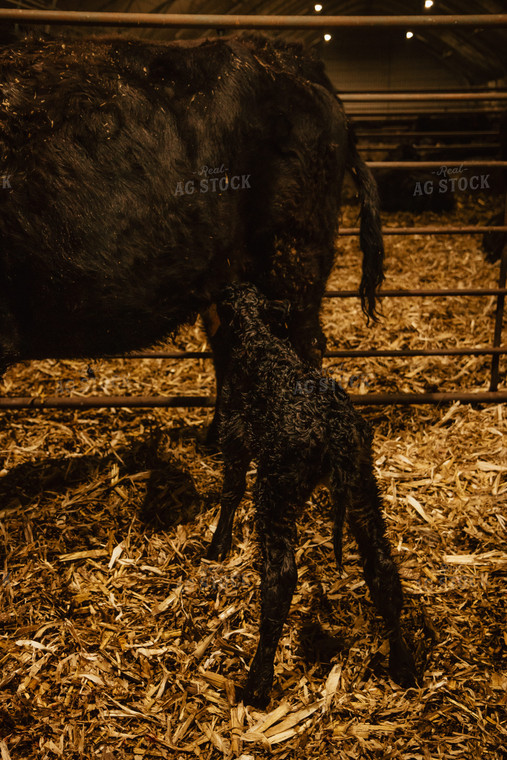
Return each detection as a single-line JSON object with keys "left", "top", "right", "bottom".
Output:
{"left": 210, "top": 284, "right": 417, "bottom": 708}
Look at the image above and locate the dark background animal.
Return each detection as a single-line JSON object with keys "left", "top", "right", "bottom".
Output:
{"left": 482, "top": 211, "right": 507, "bottom": 264}
{"left": 374, "top": 143, "right": 455, "bottom": 213}
{"left": 0, "top": 32, "right": 384, "bottom": 433}
{"left": 210, "top": 283, "right": 416, "bottom": 708}
{"left": 370, "top": 106, "right": 504, "bottom": 215}
{"left": 413, "top": 113, "right": 494, "bottom": 140}
{"left": 481, "top": 108, "right": 507, "bottom": 263}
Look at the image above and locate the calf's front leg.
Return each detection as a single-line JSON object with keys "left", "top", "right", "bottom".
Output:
{"left": 242, "top": 476, "right": 298, "bottom": 708}
{"left": 207, "top": 452, "right": 249, "bottom": 562}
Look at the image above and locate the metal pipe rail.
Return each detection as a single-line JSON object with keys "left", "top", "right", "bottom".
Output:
{"left": 341, "top": 93, "right": 507, "bottom": 102}
{"left": 358, "top": 144, "right": 500, "bottom": 151}
{"left": 325, "top": 288, "right": 507, "bottom": 297}
{"left": 123, "top": 347, "right": 507, "bottom": 360}
{"left": 357, "top": 132, "right": 499, "bottom": 138}
{"left": 489, "top": 196, "right": 507, "bottom": 390}
{"left": 365, "top": 160, "right": 507, "bottom": 168}
{"left": 336, "top": 227, "right": 507, "bottom": 235}
{"left": 0, "top": 10, "right": 506, "bottom": 29}
{"left": 348, "top": 110, "right": 507, "bottom": 117}
{"left": 110, "top": 346, "right": 507, "bottom": 360}
{"left": 1, "top": 391, "right": 506, "bottom": 409}
{"left": 15, "top": 345, "right": 507, "bottom": 363}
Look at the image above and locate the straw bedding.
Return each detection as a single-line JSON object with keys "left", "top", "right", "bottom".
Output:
{"left": 0, "top": 192, "right": 506, "bottom": 759}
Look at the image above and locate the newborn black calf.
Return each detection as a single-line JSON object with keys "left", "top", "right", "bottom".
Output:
{"left": 208, "top": 283, "right": 417, "bottom": 708}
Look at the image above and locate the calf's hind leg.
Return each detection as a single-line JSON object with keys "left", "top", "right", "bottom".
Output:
{"left": 332, "top": 451, "right": 417, "bottom": 688}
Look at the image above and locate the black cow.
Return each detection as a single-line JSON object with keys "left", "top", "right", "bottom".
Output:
{"left": 0, "top": 32, "right": 383, "bottom": 412}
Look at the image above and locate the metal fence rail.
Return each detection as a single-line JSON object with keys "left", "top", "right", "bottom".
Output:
{"left": 340, "top": 93, "right": 507, "bottom": 101}
{"left": 338, "top": 229, "right": 507, "bottom": 235}
{"left": 359, "top": 144, "right": 500, "bottom": 151}
{"left": 1, "top": 391, "right": 507, "bottom": 409}
{"left": 347, "top": 110, "right": 507, "bottom": 117}
{"left": 0, "top": 10, "right": 506, "bottom": 29}
{"left": 350, "top": 110, "right": 507, "bottom": 118}
{"left": 357, "top": 131, "right": 499, "bottom": 138}
{"left": 0, "top": 9, "right": 505, "bottom": 408}
{"left": 366, "top": 160, "right": 507, "bottom": 168}
{"left": 111, "top": 347, "right": 507, "bottom": 360}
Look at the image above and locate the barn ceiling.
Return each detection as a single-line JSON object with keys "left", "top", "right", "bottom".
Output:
{"left": 1, "top": 0, "right": 506, "bottom": 85}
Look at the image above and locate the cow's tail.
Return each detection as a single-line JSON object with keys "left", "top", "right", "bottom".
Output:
{"left": 345, "top": 122, "right": 385, "bottom": 321}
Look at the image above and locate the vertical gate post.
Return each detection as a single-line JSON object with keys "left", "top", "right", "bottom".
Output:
{"left": 489, "top": 191, "right": 507, "bottom": 391}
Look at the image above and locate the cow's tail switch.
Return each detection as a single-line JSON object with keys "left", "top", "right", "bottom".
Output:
{"left": 345, "top": 123, "right": 385, "bottom": 322}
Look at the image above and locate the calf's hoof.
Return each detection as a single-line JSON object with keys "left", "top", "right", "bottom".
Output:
{"left": 388, "top": 642, "right": 418, "bottom": 688}
{"left": 206, "top": 538, "right": 230, "bottom": 562}
{"left": 241, "top": 667, "right": 273, "bottom": 709}
{"left": 240, "top": 683, "right": 271, "bottom": 710}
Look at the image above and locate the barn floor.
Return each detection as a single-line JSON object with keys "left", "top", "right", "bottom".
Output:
{"left": 0, "top": 193, "right": 506, "bottom": 759}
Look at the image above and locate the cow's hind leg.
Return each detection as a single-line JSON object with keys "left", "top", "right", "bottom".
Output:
{"left": 262, "top": 244, "right": 335, "bottom": 369}
{"left": 289, "top": 305, "right": 327, "bottom": 369}
{"left": 202, "top": 305, "right": 228, "bottom": 446}
{"left": 0, "top": 311, "right": 21, "bottom": 381}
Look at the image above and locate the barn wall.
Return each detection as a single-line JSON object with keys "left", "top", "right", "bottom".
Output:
{"left": 321, "top": 30, "right": 469, "bottom": 114}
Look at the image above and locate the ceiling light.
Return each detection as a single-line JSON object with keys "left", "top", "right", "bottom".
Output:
{"left": 324, "top": 33, "right": 332, "bottom": 41}
{"left": 314, "top": 4, "right": 323, "bottom": 11}
{"left": 406, "top": 31, "right": 414, "bottom": 39}
{"left": 424, "top": 0, "right": 434, "bottom": 8}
